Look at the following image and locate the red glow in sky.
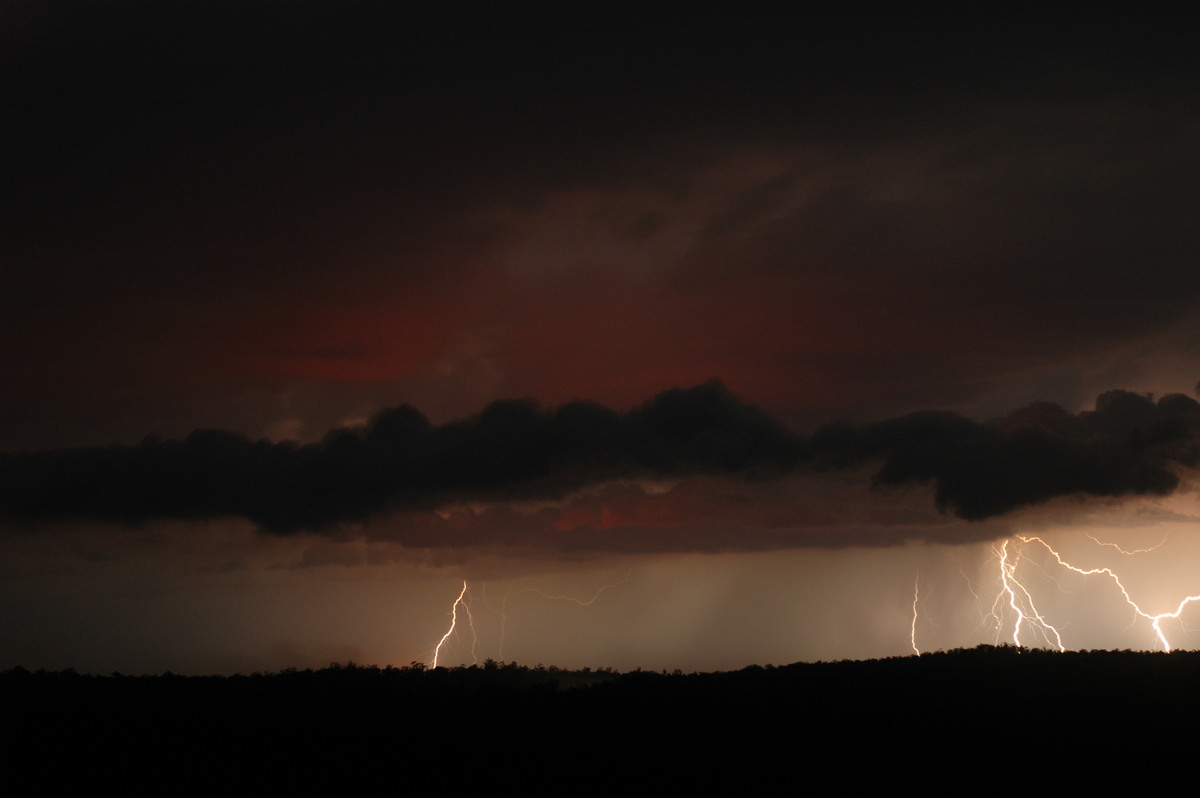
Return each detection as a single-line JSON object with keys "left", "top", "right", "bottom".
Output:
{"left": 2, "top": 5, "right": 1199, "bottom": 674}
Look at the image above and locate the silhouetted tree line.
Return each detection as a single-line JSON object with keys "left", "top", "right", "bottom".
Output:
{"left": 4, "top": 647, "right": 1194, "bottom": 790}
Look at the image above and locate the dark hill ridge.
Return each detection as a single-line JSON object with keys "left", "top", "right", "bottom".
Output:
{"left": 3, "top": 647, "right": 1191, "bottom": 788}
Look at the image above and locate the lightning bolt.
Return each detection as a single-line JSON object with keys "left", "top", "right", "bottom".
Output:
{"left": 913, "top": 532, "right": 1200, "bottom": 654}
{"left": 477, "top": 583, "right": 512, "bottom": 662}
{"left": 910, "top": 576, "right": 921, "bottom": 655}
{"left": 990, "top": 539, "right": 1065, "bottom": 651}
{"left": 427, "top": 574, "right": 629, "bottom": 667}
{"left": 1016, "top": 535, "right": 1200, "bottom": 652}
{"left": 1083, "top": 531, "right": 1169, "bottom": 556}
{"left": 518, "top": 571, "right": 631, "bottom": 606}
{"left": 431, "top": 580, "right": 477, "bottom": 668}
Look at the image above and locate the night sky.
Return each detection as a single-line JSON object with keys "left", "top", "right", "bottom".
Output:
{"left": 4, "top": 4, "right": 1200, "bottom": 674}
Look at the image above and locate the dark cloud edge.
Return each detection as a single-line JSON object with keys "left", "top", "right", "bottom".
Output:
{"left": 2, "top": 381, "right": 1198, "bottom": 540}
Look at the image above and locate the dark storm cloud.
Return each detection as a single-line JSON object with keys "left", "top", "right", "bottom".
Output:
{"left": 2, "top": 384, "right": 1198, "bottom": 539}
{"left": 813, "top": 390, "right": 1200, "bottom": 521}
{"left": 0, "top": 383, "right": 805, "bottom": 533}
{"left": 4, "top": 3, "right": 1200, "bottom": 470}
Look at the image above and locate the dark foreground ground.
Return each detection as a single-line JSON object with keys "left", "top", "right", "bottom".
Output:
{"left": 4, "top": 646, "right": 1193, "bottom": 789}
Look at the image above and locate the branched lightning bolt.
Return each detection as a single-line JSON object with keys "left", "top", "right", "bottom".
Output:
{"left": 912, "top": 533, "right": 1200, "bottom": 655}
{"left": 1017, "top": 535, "right": 1200, "bottom": 652}
{"left": 990, "top": 539, "right": 1065, "bottom": 651}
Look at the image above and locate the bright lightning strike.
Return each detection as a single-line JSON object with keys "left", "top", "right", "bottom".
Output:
{"left": 910, "top": 576, "right": 921, "bottom": 655}
{"left": 1016, "top": 535, "right": 1200, "bottom": 652}
{"left": 431, "top": 580, "right": 476, "bottom": 668}
{"left": 916, "top": 532, "right": 1200, "bottom": 654}
{"left": 990, "top": 539, "right": 1064, "bottom": 651}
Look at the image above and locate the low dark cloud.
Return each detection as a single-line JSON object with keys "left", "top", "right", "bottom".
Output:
{"left": 2, "top": 384, "right": 1197, "bottom": 540}
{"left": 0, "top": 383, "right": 803, "bottom": 532}
{"left": 814, "top": 390, "right": 1200, "bottom": 520}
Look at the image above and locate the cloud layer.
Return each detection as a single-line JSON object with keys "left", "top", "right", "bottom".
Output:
{"left": 3, "top": 384, "right": 1196, "bottom": 546}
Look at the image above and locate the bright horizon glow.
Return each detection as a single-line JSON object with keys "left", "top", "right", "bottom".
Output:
{"left": 3, "top": 496, "right": 1200, "bottom": 675}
